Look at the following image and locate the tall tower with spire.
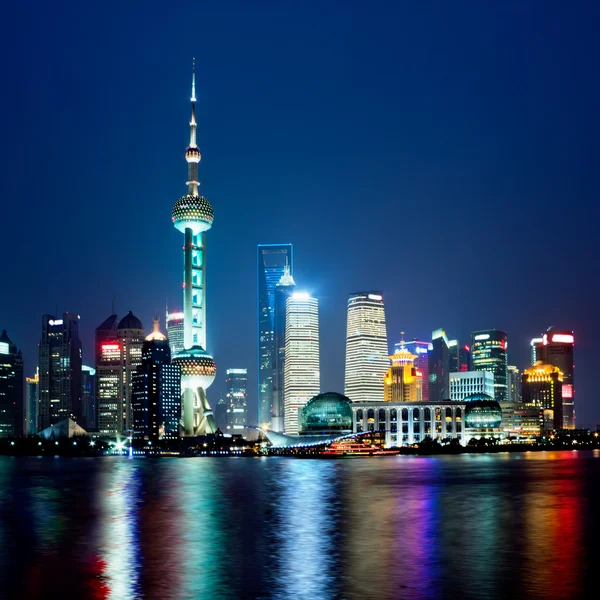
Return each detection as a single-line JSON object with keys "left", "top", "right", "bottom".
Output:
{"left": 171, "top": 61, "right": 217, "bottom": 436}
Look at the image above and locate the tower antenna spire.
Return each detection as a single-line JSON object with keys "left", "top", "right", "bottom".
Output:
{"left": 185, "top": 58, "right": 201, "bottom": 195}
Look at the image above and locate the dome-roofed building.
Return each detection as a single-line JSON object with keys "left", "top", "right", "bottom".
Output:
{"left": 299, "top": 392, "right": 353, "bottom": 435}
{"left": 117, "top": 311, "right": 144, "bottom": 331}
{"left": 464, "top": 392, "right": 494, "bottom": 403}
{"left": 464, "top": 398, "right": 503, "bottom": 429}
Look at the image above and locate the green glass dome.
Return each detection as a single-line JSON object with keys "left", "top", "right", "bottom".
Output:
{"left": 464, "top": 400, "right": 502, "bottom": 429}
{"left": 299, "top": 392, "right": 353, "bottom": 435}
{"left": 464, "top": 393, "right": 494, "bottom": 402}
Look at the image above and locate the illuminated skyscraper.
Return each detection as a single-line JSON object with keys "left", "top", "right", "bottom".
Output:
{"left": 25, "top": 369, "right": 38, "bottom": 434}
{"left": 170, "top": 62, "right": 217, "bottom": 436}
{"left": 534, "top": 328, "right": 575, "bottom": 429}
{"left": 166, "top": 310, "right": 184, "bottom": 356}
{"left": 0, "top": 330, "right": 24, "bottom": 437}
{"left": 402, "top": 340, "right": 430, "bottom": 400}
{"left": 117, "top": 311, "right": 145, "bottom": 433}
{"left": 132, "top": 318, "right": 181, "bottom": 441}
{"left": 385, "top": 337, "right": 423, "bottom": 402}
{"left": 428, "top": 328, "right": 450, "bottom": 402}
{"left": 507, "top": 365, "right": 522, "bottom": 403}
{"left": 344, "top": 292, "right": 389, "bottom": 403}
{"left": 272, "top": 264, "right": 296, "bottom": 431}
{"left": 95, "top": 314, "right": 121, "bottom": 435}
{"left": 38, "top": 314, "right": 82, "bottom": 431}
{"left": 522, "top": 361, "right": 563, "bottom": 431}
{"left": 530, "top": 337, "right": 543, "bottom": 364}
{"left": 449, "top": 340, "right": 470, "bottom": 372}
{"left": 450, "top": 371, "right": 494, "bottom": 401}
{"left": 226, "top": 368, "right": 248, "bottom": 435}
{"left": 258, "top": 243, "right": 293, "bottom": 427}
{"left": 284, "top": 292, "right": 320, "bottom": 434}
{"left": 471, "top": 330, "right": 508, "bottom": 402}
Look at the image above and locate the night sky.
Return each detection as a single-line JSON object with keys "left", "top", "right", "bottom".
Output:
{"left": 2, "top": 1, "right": 598, "bottom": 425}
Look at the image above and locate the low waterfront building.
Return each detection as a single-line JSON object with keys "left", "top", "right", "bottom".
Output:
{"left": 500, "top": 401, "right": 541, "bottom": 441}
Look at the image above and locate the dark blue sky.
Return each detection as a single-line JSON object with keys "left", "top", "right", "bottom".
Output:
{"left": 1, "top": 1, "right": 598, "bottom": 424}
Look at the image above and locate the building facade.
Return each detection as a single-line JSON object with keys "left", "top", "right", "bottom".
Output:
{"left": 403, "top": 340, "right": 430, "bottom": 401}
{"left": 450, "top": 370, "right": 495, "bottom": 401}
{"left": 522, "top": 361, "right": 563, "bottom": 431}
{"left": 449, "top": 340, "right": 470, "bottom": 373}
{"left": 258, "top": 243, "right": 293, "bottom": 428}
{"left": 81, "top": 365, "right": 96, "bottom": 430}
{"left": 25, "top": 369, "right": 39, "bottom": 435}
{"left": 499, "top": 401, "right": 541, "bottom": 441}
{"left": 272, "top": 264, "right": 296, "bottom": 431}
{"left": 351, "top": 400, "right": 467, "bottom": 447}
{"left": 132, "top": 319, "right": 181, "bottom": 441}
{"left": 0, "top": 330, "right": 24, "bottom": 437}
{"left": 38, "top": 314, "right": 82, "bottom": 431}
{"left": 226, "top": 368, "right": 248, "bottom": 436}
{"left": 471, "top": 329, "right": 508, "bottom": 402}
{"left": 507, "top": 366, "right": 522, "bottom": 403}
{"left": 344, "top": 292, "right": 389, "bottom": 403}
{"left": 428, "top": 328, "right": 450, "bottom": 402}
{"left": 166, "top": 311, "right": 184, "bottom": 356}
{"left": 384, "top": 341, "right": 423, "bottom": 402}
{"left": 284, "top": 292, "right": 320, "bottom": 434}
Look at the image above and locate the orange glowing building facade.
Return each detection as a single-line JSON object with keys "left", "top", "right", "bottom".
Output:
{"left": 522, "top": 361, "right": 564, "bottom": 431}
{"left": 384, "top": 337, "right": 423, "bottom": 402}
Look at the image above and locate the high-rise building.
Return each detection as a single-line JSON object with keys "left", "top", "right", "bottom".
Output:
{"left": 522, "top": 361, "right": 563, "bottom": 431}
{"left": 38, "top": 314, "right": 82, "bottom": 430}
{"left": 272, "top": 264, "right": 296, "bottom": 431}
{"left": 117, "top": 311, "right": 145, "bottom": 433}
{"left": 402, "top": 340, "right": 430, "bottom": 401}
{"left": 226, "top": 369, "right": 248, "bottom": 436}
{"left": 449, "top": 340, "right": 470, "bottom": 373}
{"left": 214, "top": 398, "right": 227, "bottom": 432}
{"left": 471, "top": 330, "right": 508, "bottom": 402}
{"left": 284, "top": 292, "right": 320, "bottom": 434}
{"left": 258, "top": 243, "right": 293, "bottom": 428}
{"left": 535, "top": 328, "right": 575, "bottom": 429}
{"left": 507, "top": 366, "right": 522, "bottom": 403}
{"left": 132, "top": 318, "right": 181, "bottom": 441}
{"left": 428, "top": 328, "right": 450, "bottom": 402}
{"left": 25, "top": 369, "right": 39, "bottom": 435}
{"left": 449, "top": 371, "right": 494, "bottom": 401}
{"left": 530, "top": 337, "right": 543, "bottom": 365}
{"left": 384, "top": 338, "right": 423, "bottom": 402}
{"left": 170, "top": 62, "right": 217, "bottom": 436}
{"left": 344, "top": 292, "right": 389, "bottom": 403}
{"left": 0, "top": 330, "right": 24, "bottom": 437}
{"left": 95, "top": 314, "right": 121, "bottom": 435}
{"left": 81, "top": 365, "right": 96, "bottom": 430}
{"left": 166, "top": 310, "right": 184, "bottom": 356}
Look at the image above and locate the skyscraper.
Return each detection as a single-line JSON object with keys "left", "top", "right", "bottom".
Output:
{"left": 384, "top": 338, "right": 423, "bottom": 402}
{"left": 166, "top": 310, "right": 184, "bottom": 356}
{"left": 81, "top": 365, "right": 96, "bottom": 430}
{"left": 95, "top": 314, "right": 121, "bottom": 435}
{"left": 402, "top": 340, "right": 430, "bottom": 401}
{"left": 535, "top": 328, "right": 575, "bottom": 429}
{"left": 471, "top": 330, "right": 508, "bottom": 402}
{"left": 272, "top": 264, "right": 296, "bottom": 431}
{"left": 25, "top": 369, "right": 39, "bottom": 435}
{"left": 225, "top": 369, "right": 248, "bottom": 436}
{"left": 170, "top": 62, "right": 217, "bottom": 436}
{"left": 117, "top": 311, "right": 145, "bottom": 432}
{"left": 284, "top": 292, "right": 320, "bottom": 434}
{"left": 258, "top": 243, "right": 293, "bottom": 427}
{"left": 449, "top": 340, "right": 470, "bottom": 373}
{"left": 449, "top": 371, "right": 494, "bottom": 401}
{"left": 38, "top": 314, "right": 82, "bottom": 430}
{"left": 507, "top": 366, "right": 522, "bottom": 403}
{"left": 0, "top": 330, "right": 24, "bottom": 437}
{"left": 344, "top": 292, "right": 389, "bottom": 403}
{"left": 428, "top": 328, "right": 450, "bottom": 402}
{"left": 530, "top": 337, "right": 543, "bottom": 365}
{"left": 522, "top": 361, "right": 563, "bottom": 431}
{"left": 132, "top": 318, "right": 181, "bottom": 441}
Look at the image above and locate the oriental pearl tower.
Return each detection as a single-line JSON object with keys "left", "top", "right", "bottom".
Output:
{"left": 171, "top": 60, "right": 217, "bottom": 436}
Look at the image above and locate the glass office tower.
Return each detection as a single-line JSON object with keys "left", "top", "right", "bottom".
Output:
{"left": 257, "top": 243, "right": 293, "bottom": 427}
{"left": 471, "top": 330, "right": 508, "bottom": 402}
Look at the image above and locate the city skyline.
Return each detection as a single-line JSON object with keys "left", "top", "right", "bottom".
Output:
{"left": 1, "top": 2, "right": 597, "bottom": 426}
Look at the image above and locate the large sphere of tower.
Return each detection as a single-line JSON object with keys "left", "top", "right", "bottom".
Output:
{"left": 172, "top": 195, "right": 214, "bottom": 235}
{"left": 172, "top": 346, "right": 216, "bottom": 391}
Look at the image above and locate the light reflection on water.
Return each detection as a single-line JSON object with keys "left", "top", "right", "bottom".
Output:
{"left": 0, "top": 452, "right": 598, "bottom": 599}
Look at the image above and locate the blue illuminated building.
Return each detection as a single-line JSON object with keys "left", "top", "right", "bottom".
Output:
{"left": 257, "top": 243, "right": 293, "bottom": 426}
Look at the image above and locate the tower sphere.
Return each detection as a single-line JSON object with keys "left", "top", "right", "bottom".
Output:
{"left": 172, "top": 345, "right": 216, "bottom": 390}
{"left": 172, "top": 195, "right": 214, "bottom": 234}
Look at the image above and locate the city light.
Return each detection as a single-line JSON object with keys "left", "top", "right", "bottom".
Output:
{"left": 552, "top": 333, "right": 574, "bottom": 344}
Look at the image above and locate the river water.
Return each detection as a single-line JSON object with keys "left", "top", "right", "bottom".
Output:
{"left": 0, "top": 451, "right": 598, "bottom": 599}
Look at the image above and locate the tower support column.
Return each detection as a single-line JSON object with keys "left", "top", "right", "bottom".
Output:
{"left": 184, "top": 227, "right": 194, "bottom": 349}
